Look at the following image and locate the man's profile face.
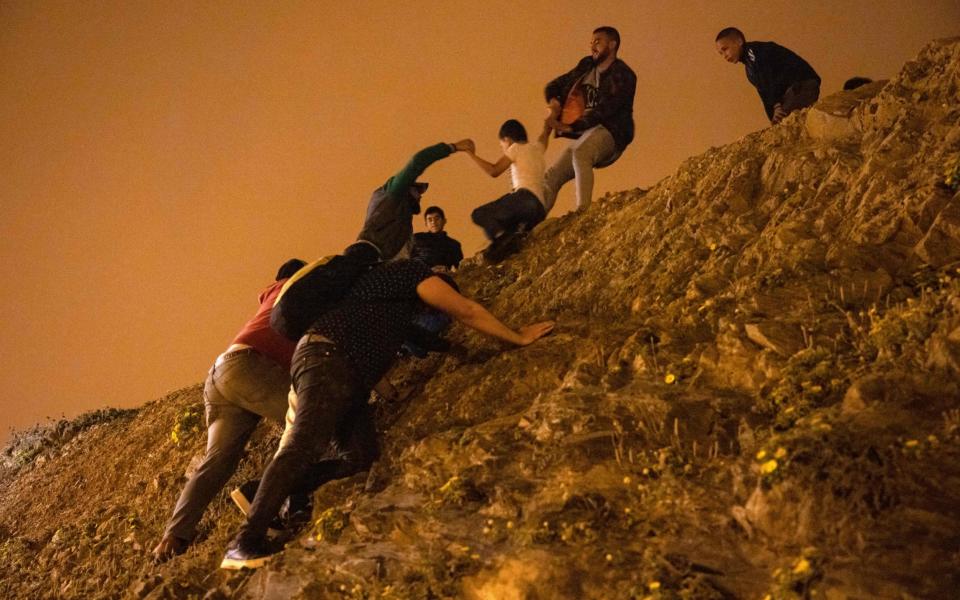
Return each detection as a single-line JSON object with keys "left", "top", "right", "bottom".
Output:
{"left": 716, "top": 36, "right": 743, "bottom": 63}
{"left": 590, "top": 32, "right": 616, "bottom": 62}
{"left": 425, "top": 213, "right": 446, "bottom": 233}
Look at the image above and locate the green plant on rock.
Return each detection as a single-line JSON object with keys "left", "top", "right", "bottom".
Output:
{"left": 764, "top": 547, "right": 823, "bottom": 600}
{"left": 761, "top": 347, "right": 844, "bottom": 428}
{"left": 866, "top": 300, "right": 937, "bottom": 361}
{"left": 312, "top": 507, "right": 349, "bottom": 542}
{"left": 944, "top": 155, "right": 960, "bottom": 191}
{"left": 170, "top": 406, "right": 203, "bottom": 445}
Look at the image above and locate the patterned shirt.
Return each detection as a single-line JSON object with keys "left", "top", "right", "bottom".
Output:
{"left": 309, "top": 259, "right": 436, "bottom": 388}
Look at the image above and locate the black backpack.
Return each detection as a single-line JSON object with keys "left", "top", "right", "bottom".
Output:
{"left": 270, "top": 253, "right": 372, "bottom": 340}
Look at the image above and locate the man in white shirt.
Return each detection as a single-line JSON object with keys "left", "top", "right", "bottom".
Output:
{"left": 465, "top": 119, "right": 551, "bottom": 261}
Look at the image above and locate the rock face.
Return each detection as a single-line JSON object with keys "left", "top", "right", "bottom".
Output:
{"left": 2, "top": 38, "right": 960, "bottom": 600}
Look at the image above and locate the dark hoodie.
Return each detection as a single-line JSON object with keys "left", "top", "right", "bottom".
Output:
{"left": 741, "top": 41, "right": 820, "bottom": 120}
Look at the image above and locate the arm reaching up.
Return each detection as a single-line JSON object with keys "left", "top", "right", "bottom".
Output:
{"left": 416, "top": 276, "right": 554, "bottom": 346}
{"left": 537, "top": 118, "right": 553, "bottom": 149}
{"left": 383, "top": 139, "right": 472, "bottom": 197}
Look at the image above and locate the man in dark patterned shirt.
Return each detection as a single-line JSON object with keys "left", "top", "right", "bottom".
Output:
{"left": 543, "top": 26, "right": 636, "bottom": 212}
{"left": 221, "top": 260, "right": 554, "bottom": 569}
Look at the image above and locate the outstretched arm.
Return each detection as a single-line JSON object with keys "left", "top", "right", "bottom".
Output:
{"left": 537, "top": 118, "right": 553, "bottom": 149}
{"left": 466, "top": 150, "right": 512, "bottom": 178}
{"left": 383, "top": 139, "right": 474, "bottom": 197}
{"left": 416, "top": 276, "right": 554, "bottom": 346}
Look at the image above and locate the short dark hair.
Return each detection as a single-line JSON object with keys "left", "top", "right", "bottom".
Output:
{"left": 424, "top": 206, "right": 445, "bottom": 219}
{"left": 715, "top": 27, "right": 745, "bottom": 42}
{"left": 275, "top": 258, "right": 307, "bottom": 281}
{"left": 843, "top": 76, "right": 873, "bottom": 91}
{"left": 594, "top": 26, "right": 620, "bottom": 49}
{"left": 498, "top": 119, "right": 528, "bottom": 143}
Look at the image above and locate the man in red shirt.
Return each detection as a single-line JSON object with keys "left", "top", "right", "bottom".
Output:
{"left": 152, "top": 258, "right": 306, "bottom": 562}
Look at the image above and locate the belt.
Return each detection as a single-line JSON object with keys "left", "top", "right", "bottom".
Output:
{"left": 214, "top": 344, "right": 256, "bottom": 368}
{"left": 300, "top": 333, "right": 336, "bottom": 346}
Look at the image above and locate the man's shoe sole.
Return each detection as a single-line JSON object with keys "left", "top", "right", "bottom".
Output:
{"left": 220, "top": 553, "right": 272, "bottom": 570}
{"left": 230, "top": 489, "right": 251, "bottom": 517}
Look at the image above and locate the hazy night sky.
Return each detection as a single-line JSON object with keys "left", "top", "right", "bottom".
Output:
{"left": 2, "top": 1, "right": 958, "bottom": 441}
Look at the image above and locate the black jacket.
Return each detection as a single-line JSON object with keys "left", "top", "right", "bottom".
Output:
{"left": 545, "top": 56, "right": 637, "bottom": 152}
{"left": 411, "top": 231, "right": 463, "bottom": 269}
{"left": 741, "top": 41, "right": 820, "bottom": 120}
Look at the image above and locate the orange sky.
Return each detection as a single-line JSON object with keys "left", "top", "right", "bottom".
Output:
{"left": 2, "top": 1, "right": 958, "bottom": 442}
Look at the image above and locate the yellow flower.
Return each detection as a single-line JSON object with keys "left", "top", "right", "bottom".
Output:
{"left": 756, "top": 449, "right": 767, "bottom": 460}
{"left": 605, "top": 553, "right": 614, "bottom": 562}
{"left": 793, "top": 557, "right": 811, "bottom": 575}
{"left": 760, "top": 459, "right": 779, "bottom": 474}
{"left": 774, "top": 447, "right": 787, "bottom": 459}
{"left": 709, "top": 243, "right": 717, "bottom": 251}
{"left": 664, "top": 373, "right": 676, "bottom": 384}
{"left": 623, "top": 476, "right": 632, "bottom": 485}
{"left": 648, "top": 581, "right": 661, "bottom": 590}
{"left": 904, "top": 439, "right": 919, "bottom": 448}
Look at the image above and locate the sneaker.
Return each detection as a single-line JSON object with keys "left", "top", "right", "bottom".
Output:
{"left": 229, "top": 481, "right": 288, "bottom": 535}
{"left": 484, "top": 231, "right": 524, "bottom": 264}
{"left": 220, "top": 538, "right": 275, "bottom": 570}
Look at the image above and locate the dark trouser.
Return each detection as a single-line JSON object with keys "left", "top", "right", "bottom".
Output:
{"left": 779, "top": 78, "right": 821, "bottom": 118}
{"left": 237, "top": 337, "right": 377, "bottom": 545}
{"left": 471, "top": 188, "right": 547, "bottom": 241}
{"left": 164, "top": 349, "right": 289, "bottom": 541}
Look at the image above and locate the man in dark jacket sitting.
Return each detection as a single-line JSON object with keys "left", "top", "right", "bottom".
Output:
{"left": 411, "top": 206, "right": 464, "bottom": 271}
{"left": 716, "top": 27, "right": 820, "bottom": 125}
{"left": 543, "top": 25, "right": 636, "bottom": 213}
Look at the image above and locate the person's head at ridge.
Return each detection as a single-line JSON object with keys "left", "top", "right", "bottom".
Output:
{"left": 715, "top": 27, "right": 746, "bottom": 64}
{"left": 591, "top": 26, "right": 620, "bottom": 67}
{"left": 423, "top": 206, "right": 448, "bottom": 234}
{"left": 843, "top": 76, "right": 873, "bottom": 91}
{"left": 275, "top": 258, "right": 307, "bottom": 281}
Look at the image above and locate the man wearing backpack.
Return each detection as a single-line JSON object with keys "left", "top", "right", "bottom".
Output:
{"left": 222, "top": 259, "right": 555, "bottom": 569}
{"left": 152, "top": 258, "right": 305, "bottom": 563}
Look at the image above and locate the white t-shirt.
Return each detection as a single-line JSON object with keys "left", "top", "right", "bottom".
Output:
{"left": 504, "top": 141, "right": 546, "bottom": 205}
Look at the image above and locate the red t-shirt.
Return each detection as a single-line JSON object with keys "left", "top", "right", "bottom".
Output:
{"left": 231, "top": 279, "right": 297, "bottom": 369}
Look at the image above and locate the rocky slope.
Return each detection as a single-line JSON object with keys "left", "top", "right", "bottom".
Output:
{"left": 2, "top": 37, "right": 960, "bottom": 600}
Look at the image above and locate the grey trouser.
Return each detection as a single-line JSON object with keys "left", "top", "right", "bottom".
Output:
{"left": 543, "top": 124, "right": 618, "bottom": 213}
{"left": 163, "top": 348, "right": 289, "bottom": 541}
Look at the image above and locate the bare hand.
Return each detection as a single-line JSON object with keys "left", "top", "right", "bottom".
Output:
{"left": 517, "top": 321, "right": 555, "bottom": 346}
{"left": 547, "top": 99, "right": 562, "bottom": 118}
{"left": 453, "top": 138, "right": 475, "bottom": 153}
{"left": 772, "top": 104, "right": 787, "bottom": 124}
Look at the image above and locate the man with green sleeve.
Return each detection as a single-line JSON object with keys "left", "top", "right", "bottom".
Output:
{"left": 354, "top": 139, "right": 474, "bottom": 264}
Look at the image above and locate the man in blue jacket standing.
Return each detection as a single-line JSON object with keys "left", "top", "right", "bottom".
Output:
{"left": 543, "top": 26, "right": 636, "bottom": 213}
{"left": 716, "top": 27, "right": 821, "bottom": 125}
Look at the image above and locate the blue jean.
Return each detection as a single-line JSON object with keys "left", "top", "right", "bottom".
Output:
{"left": 163, "top": 349, "right": 289, "bottom": 541}
{"left": 237, "top": 337, "right": 378, "bottom": 545}
{"left": 471, "top": 188, "right": 546, "bottom": 241}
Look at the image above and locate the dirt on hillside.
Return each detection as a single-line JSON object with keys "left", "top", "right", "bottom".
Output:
{"left": 2, "top": 37, "right": 960, "bottom": 600}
